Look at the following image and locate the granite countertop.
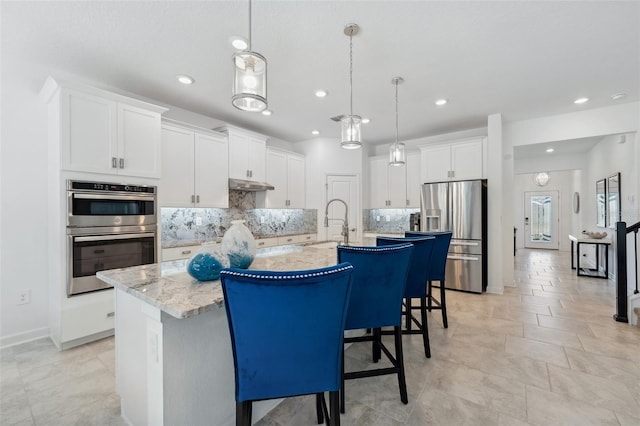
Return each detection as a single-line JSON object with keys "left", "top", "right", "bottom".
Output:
{"left": 97, "top": 244, "right": 338, "bottom": 320}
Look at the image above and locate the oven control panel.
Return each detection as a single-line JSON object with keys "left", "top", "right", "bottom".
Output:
{"left": 68, "top": 180, "right": 156, "bottom": 194}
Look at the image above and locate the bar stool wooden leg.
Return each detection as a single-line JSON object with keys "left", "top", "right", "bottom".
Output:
{"left": 440, "top": 280, "right": 448, "bottom": 328}
{"left": 420, "top": 297, "right": 431, "bottom": 358}
{"left": 394, "top": 325, "right": 408, "bottom": 404}
{"left": 329, "top": 390, "right": 340, "bottom": 426}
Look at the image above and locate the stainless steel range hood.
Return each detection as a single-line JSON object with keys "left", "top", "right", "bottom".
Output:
{"left": 228, "top": 178, "right": 275, "bottom": 192}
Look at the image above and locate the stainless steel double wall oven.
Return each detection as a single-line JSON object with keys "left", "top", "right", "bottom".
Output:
{"left": 66, "top": 180, "right": 157, "bottom": 296}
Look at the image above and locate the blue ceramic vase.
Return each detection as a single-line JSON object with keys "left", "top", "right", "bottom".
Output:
{"left": 187, "top": 243, "right": 230, "bottom": 281}
{"left": 221, "top": 220, "right": 256, "bottom": 269}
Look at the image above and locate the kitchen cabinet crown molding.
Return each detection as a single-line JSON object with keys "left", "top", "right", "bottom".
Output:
{"left": 416, "top": 135, "right": 487, "bottom": 151}
{"left": 214, "top": 124, "right": 268, "bottom": 141}
{"left": 39, "top": 76, "right": 168, "bottom": 114}
{"left": 162, "top": 118, "right": 226, "bottom": 138}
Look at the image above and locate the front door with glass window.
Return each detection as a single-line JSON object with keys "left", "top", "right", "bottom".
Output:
{"left": 524, "top": 191, "right": 559, "bottom": 249}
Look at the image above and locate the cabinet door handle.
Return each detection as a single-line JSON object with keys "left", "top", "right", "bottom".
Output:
{"left": 249, "top": 170, "right": 253, "bottom": 178}
{"left": 119, "top": 158, "right": 125, "bottom": 169}
{"left": 106, "top": 312, "right": 115, "bottom": 318}
{"left": 181, "top": 250, "right": 192, "bottom": 255}
{"left": 406, "top": 199, "right": 410, "bottom": 206}
{"left": 196, "top": 195, "right": 200, "bottom": 203}
{"left": 112, "top": 157, "right": 118, "bottom": 168}
{"left": 191, "top": 194, "right": 195, "bottom": 203}
{"left": 451, "top": 170, "right": 455, "bottom": 178}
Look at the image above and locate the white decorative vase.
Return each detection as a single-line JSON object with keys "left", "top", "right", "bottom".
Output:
{"left": 221, "top": 220, "right": 256, "bottom": 269}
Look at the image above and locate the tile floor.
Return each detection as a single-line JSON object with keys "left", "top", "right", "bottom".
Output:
{"left": 1, "top": 249, "right": 639, "bottom": 425}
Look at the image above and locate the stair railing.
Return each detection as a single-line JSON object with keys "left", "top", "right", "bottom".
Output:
{"left": 615, "top": 221, "right": 640, "bottom": 323}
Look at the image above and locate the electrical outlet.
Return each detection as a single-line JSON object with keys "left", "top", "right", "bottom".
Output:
{"left": 385, "top": 215, "right": 391, "bottom": 222}
{"left": 260, "top": 216, "right": 265, "bottom": 224}
{"left": 376, "top": 216, "right": 381, "bottom": 222}
{"left": 195, "top": 217, "right": 202, "bottom": 226}
{"left": 17, "top": 289, "right": 30, "bottom": 305}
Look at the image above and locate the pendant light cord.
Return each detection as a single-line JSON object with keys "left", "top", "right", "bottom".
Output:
{"left": 248, "top": 0, "right": 252, "bottom": 51}
{"left": 395, "top": 81, "right": 399, "bottom": 146}
{"left": 349, "top": 33, "right": 353, "bottom": 117}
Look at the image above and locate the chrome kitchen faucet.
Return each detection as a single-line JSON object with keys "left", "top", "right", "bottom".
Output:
{"left": 324, "top": 198, "right": 349, "bottom": 245}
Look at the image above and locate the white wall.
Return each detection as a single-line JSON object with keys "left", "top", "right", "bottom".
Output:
{"left": 582, "top": 133, "right": 638, "bottom": 228}
{"left": 294, "top": 137, "right": 365, "bottom": 242}
{"left": 1, "top": 59, "right": 51, "bottom": 346}
{"left": 506, "top": 102, "right": 639, "bottom": 146}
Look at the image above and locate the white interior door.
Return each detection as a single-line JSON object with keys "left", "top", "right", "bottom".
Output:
{"left": 524, "top": 190, "right": 559, "bottom": 249}
{"left": 326, "top": 174, "right": 360, "bottom": 244}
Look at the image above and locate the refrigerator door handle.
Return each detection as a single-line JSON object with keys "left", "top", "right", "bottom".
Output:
{"left": 447, "top": 255, "right": 480, "bottom": 261}
{"left": 450, "top": 241, "right": 480, "bottom": 246}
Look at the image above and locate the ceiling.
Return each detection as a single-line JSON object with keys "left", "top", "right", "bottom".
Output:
{"left": 513, "top": 136, "right": 604, "bottom": 160}
{"left": 2, "top": 1, "right": 639, "bottom": 146}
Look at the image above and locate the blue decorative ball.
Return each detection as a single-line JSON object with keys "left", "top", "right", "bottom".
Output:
{"left": 187, "top": 251, "right": 229, "bottom": 281}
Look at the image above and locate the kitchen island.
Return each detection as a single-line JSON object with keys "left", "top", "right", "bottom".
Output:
{"left": 97, "top": 244, "right": 338, "bottom": 426}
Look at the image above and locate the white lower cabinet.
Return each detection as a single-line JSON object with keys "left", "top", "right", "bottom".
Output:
{"left": 255, "top": 237, "right": 279, "bottom": 249}
{"left": 160, "top": 122, "right": 228, "bottom": 208}
{"left": 162, "top": 245, "right": 202, "bottom": 261}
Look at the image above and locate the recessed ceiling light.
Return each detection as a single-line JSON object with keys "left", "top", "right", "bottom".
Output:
{"left": 435, "top": 99, "right": 448, "bottom": 106}
{"left": 261, "top": 109, "right": 272, "bottom": 116}
{"left": 176, "top": 75, "right": 194, "bottom": 85}
{"left": 230, "top": 36, "right": 248, "bottom": 50}
{"left": 546, "top": 148, "right": 554, "bottom": 153}
{"left": 362, "top": 118, "right": 370, "bottom": 124}
{"left": 311, "top": 130, "right": 320, "bottom": 135}
{"left": 574, "top": 97, "right": 589, "bottom": 104}
{"left": 315, "top": 90, "right": 328, "bottom": 98}
{"left": 611, "top": 93, "right": 627, "bottom": 100}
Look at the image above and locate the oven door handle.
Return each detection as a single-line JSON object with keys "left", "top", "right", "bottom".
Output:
{"left": 74, "top": 232, "right": 156, "bottom": 242}
{"left": 72, "top": 193, "right": 155, "bottom": 202}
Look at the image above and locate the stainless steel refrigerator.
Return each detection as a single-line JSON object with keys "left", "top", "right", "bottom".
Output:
{"left": 420, "top": 179, "right": 487, "bottom": 293}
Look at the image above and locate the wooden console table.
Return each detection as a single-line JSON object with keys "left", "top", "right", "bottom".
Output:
{"left": 569, "top": 234, "right": 612, "bottom": 279}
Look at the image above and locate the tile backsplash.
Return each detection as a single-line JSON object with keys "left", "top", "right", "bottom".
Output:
{"left": 363, "top": 208, "right": 419, "bottom": 233}
{"left": 161, "top": 207, "right": 317, "bottom": 247}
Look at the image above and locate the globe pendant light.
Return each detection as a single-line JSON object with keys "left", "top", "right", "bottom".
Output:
{"left": 389, "top": 77, "right": 406, "bottom": 166}
{"left": 533, "top": 172, "right": 550, "bottom": 187}
{"left": 232, "top": 0, "right": 267, "bottom": 112}
{"left": 341, "top": 23, "right": 362, "bottom": 149}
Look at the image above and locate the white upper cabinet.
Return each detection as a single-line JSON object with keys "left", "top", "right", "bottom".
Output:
{"left": 420, "top": 137, "right": 484, "bottom": 182}
{"left": 160, "top": 122, "right": 228, "bottom": 208}
{"left": 405, "top": 152, "right": 421, "bottom": 208}
{"left": 45, "top": 79, "right": 167, "bottom": 178}
{"left": 217, "top": 126, "right": 267, "bottom": 182}
{"left": 369, "top": 155, "right": 413, "bottom": 208}
{"left": 265, "top": 148, "right": 305, "bottom": 208}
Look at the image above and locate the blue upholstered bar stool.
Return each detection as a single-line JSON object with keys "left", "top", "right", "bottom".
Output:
{"left": 336, "top": 243, "right": 414, "bottom": 413}
{"left": 220, "top": 263, "right": 354, "bottom": 426}
{"left": 376, "top": 236, "right": 436, "bottom": 358}
{"left": 405, "top": 231, "right": 453, "bottom": 328}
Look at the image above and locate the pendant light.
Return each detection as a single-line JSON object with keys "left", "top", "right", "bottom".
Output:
{"left": 340, "top": 23, "right": 362, "bottom": 149}
{"left": 389, "top": 77, "right": 406, "bottom": 166}
{"left": 232, "top": 0, "right": 267, "bottom": 112}
{"left": 533, "top": 172, "right": 550, "bottom": 187}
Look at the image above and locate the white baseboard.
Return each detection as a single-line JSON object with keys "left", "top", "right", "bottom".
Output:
{"left": 486, "top": 283, "right": 504, "bottom": 295}
{"left": 0, "top": 327, "right": 50, "bottom": 349}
